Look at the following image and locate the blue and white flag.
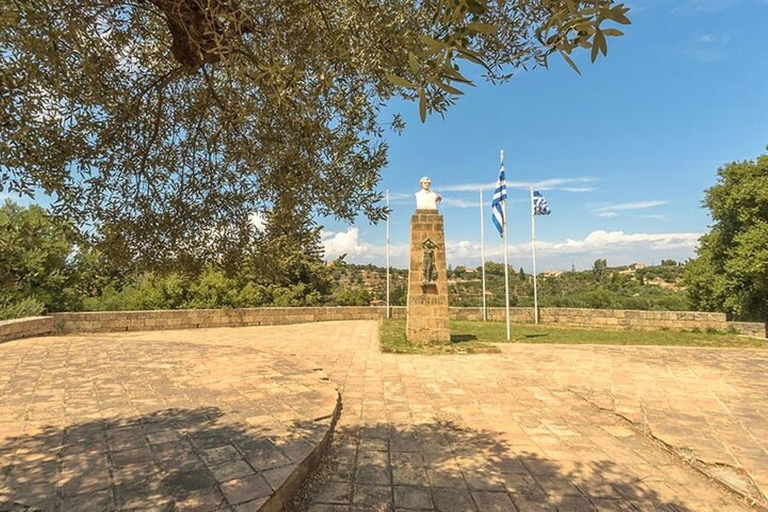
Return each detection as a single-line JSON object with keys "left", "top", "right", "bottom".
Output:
{"left": 533, "top": 190, "right": 551, "bottom": 216}
{"left": 491, "top": 161, "right": 507, "bottom": 236}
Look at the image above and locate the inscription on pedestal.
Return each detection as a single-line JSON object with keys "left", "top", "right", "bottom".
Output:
{"left": 410, "top": 294, "right": 443, "bottom": 306}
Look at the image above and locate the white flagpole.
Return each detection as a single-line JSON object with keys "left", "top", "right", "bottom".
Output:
{"left": 530, "top": 187, "right": 539, "bottom": 324}
{"left": 386, "top": 188, "right": 391, "bottom": 319}
{"left": 502, "top": 151, "right": 511, "bottom": 341}
{"left": 479, "top": 188, "right": 487, "bottom": 321}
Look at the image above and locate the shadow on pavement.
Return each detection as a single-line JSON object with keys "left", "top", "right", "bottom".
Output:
{"left": 288, "top": 420, "right": 694, "bottom": 511}
{"left": 0, "top": 407, "right": 330, "bottom": 511}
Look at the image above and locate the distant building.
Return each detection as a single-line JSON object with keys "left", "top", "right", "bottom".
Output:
{"left": 542, "top": 270, "right": 563, "bottom": 277}
{"left": 629, "top": 262, "right": 646, "bottom": 270}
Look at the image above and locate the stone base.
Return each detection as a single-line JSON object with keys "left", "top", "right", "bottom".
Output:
{"left": 406, "top": 210, "right": 450, "bottom": 344}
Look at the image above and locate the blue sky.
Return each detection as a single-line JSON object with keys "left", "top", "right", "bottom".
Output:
{"left": 321, "top": 0, "right": 768, "bottom": 271}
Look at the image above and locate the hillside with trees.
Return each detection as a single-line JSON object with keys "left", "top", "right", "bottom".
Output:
{"left": 4, "top": 142, "right": 766, "bottom": 321}
{"left": 447, "top": 260, "right": 687, "bottom": 310}
{"left": 0, "top": 200, "right": 695, "bottom": 319}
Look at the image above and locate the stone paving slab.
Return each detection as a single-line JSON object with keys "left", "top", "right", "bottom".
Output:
{"left": 496, "top": 344, "right": 768, "bottom": 505}
{"left": 122, "top": 322, "right": 760, "bottom": 511}
{"left": 0, "top": 334, "right": 340, "bottom": 511}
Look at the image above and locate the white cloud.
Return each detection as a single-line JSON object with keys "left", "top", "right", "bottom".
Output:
{"left": 321, "top": 227, "right": 702, "bottom": 271}
{"left": 321, "top": 227, "right": 410, "bottom": 264}
{"left": 386, "top": 192, "right": 413, "bottom": 204}
{"left": 438, "top": 177, "right": 597, "bottom": 193}
{"left": 322, "top": 228, "right": 369, "bottom": 259}
{"left": 440, "top": 197, "right": 480, "bottom": 209}
{"left": 593, "top": 200, "right": 668, "bottom": 217}
{"left": 559, "top": 187, "right": 596, "bottom": 193}
{"left": 640, "top": 214, "right": 668, "bottom": 221}
{"left": 448, "top": 230, "right": 700, "bottom": 260}
{"left": 512, "top": 177, "right": 598, "bottom": 192}
{"left": 595, "top": 200, "right": 668, "bottom": 212}
{"left": 672, "top": 0, "right": 735, "bottom": 15}
{"left": 683, "top": 34, "right": 731, "bottom": 63}
{"left": 446, "top": 230, "right": 702, "bottom": 270}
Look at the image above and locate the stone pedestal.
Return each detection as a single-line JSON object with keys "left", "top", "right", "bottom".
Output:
{"left": 406, "top": 210, "right": 450, "bottom": 343}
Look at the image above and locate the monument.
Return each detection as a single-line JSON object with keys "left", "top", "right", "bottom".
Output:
{"left": 406, "top": 177, "right": 451, "bottom": 343}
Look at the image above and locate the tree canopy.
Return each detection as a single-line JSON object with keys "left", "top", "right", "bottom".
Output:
{"left": 0, "top": 200, "right": 78, "bottom": 313}
{"left": 1, "top": 0, "right": 630, "bottom": 269}
{"left": 684, "top": 151, "right": 768, "bottom": 321}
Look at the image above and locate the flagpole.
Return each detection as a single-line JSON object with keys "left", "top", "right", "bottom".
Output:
{"left": 479, "top": 188, "right": 487, "bottom": 321}
{"left": 502, "top": 151, "right": 511, "bottom": 341}
{"left": 530, "top": 187, "right": 539, "bottom": 324}
{"left": 386, "top": 188, "right": 391, "bottom": 319}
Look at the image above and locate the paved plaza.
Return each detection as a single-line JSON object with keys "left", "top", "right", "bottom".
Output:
{"left": 0, "top": 331, "right": 339, "bottom": 511}
{"left": 1, "top": 320, "right": 767, "bottom": 511}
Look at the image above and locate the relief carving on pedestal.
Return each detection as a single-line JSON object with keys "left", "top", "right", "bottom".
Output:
{"left": 422, "top": 239, "right": 437, "bottom": 285}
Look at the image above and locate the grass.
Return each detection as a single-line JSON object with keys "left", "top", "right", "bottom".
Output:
{"left": 379, "top": 319, "right": 768, "bottom": 354}
{"left": 379, "top": 318, "right": 501, "bottom": 354}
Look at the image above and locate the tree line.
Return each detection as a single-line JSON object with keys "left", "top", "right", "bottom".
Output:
{"left": 2, "top": 148, "right": 766, "bottom": 321}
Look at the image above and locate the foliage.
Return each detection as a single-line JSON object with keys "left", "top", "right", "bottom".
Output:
{"left": 240, "top": 200, "right": 334, "bottom": 303}
{"left": 592, "top": 258, "right": 607, "bottom": 282}
{"left": 449, "top": 260, "right": 688, "bottom": 310}
{"left": 0, "top": 296, "right": 45, "bottom": 321}
{"left": 684, "top": 152, "right": 768, "bottom": 320}
{"left": 1, "top": 200, "right": 334, "bottom": 313}
{"left": 1, "top": 1, "right": 630, "bottom": 267}
{"left": 333, "top": 287, "right": 373, "bottom": 307}
{"left": 381, "top": 319, "right": 768, "bottom": 353}
{"left": 0, "top": 201, "right": 79, "bottom": 312}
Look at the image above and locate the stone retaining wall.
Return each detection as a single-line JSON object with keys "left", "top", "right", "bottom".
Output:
{"left": 52, "top": 307, "right": 388, "bottom": 333}
{"left": 0, "top": 316, "right": 55, "bottom": 343}
{"left": 447, "top": 307, "right": 728, "bottom": 331}
{"left": 728, "top": 321, "right": 767, "bottom": 338}
{"left": 1, "top": 306, "right": 745, "bottom": 339}
{"left": 51, "top": 306, "right": 730, "bottom": 334}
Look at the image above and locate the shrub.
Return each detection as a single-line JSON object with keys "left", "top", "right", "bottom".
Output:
{"left": 333, "top": 287, "right": 372, "bottom": 306}
{"left": 0, "top": 297, "right": 46, "bottom": 320}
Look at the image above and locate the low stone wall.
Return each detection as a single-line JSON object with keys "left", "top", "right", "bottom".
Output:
{"left": 447, "top": 307, "right": 727, "bottom": 331}
{"left": 728, "top": 321, "right": 767, "bottom": 339}
{"left": 449, "top": 307, "right": 533, "bottom": 323}
{"left": 1, "top": 306, "right": 736, "bottom": 337}
{"left": 0, "top": 316, "right": 55, "bottom": 343}
{"left": 52, "top": 307, "right": 390, "bottom": 333}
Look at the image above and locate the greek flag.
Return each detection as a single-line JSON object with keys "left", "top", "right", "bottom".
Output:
{"left": 491, "top": 162, "right": 507, "bottom": 236}
{"left": 533, "top": 190, "right": 551, "bottom": 216}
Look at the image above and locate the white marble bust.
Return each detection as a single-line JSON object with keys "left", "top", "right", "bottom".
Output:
{"left": 415, "top": 176, "right": 442, "bottom": 210}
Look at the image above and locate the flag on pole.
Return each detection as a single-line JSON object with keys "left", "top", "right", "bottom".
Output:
{"left": 532, "top": 190, "right": 551, "bottom": 216}
{"left": 491, "top": 162, "right": 507, "bottom": 235}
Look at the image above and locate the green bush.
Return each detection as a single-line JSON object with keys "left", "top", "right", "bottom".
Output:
{"left": 333, "top": 287, "right": 372, "bottom": 306}
{"left": 0, "top": 201, "right": 80, "bottom": 312}
{"left": 0, "top": 297, "right": 46, "bottom": 320}
{"left": 81, "top": 268, "right": 306, "bottom": 311}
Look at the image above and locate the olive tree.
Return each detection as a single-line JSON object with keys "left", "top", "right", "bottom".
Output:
{"left": 1, "top": 0, "right": 630, "bottom": 269}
